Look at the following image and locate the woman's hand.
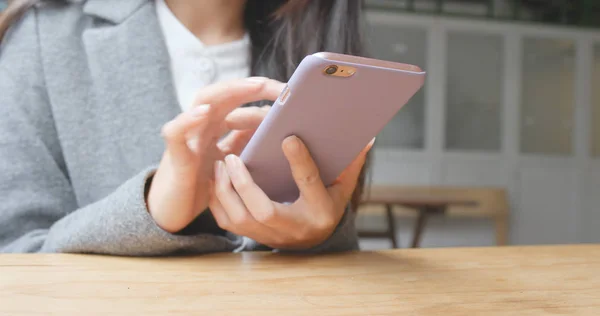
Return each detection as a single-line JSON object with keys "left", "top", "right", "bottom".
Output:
{"left": 147, "top": 77, "right": 285, "bottom": 233}
{"left": 209, "top": 136, "right": 374, "bottom": 249}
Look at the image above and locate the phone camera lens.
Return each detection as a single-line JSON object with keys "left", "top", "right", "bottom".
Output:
{"left": 325, "top": 65, "right": 338, "bottom": 75}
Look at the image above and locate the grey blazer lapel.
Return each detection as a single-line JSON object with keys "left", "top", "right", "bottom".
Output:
{"left": 82, "top": 0, "right": 179, "bottom": 167}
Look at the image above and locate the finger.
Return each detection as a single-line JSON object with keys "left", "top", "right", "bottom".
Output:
{"left": 281, "top": 136, "right": 330, "bottom": 205}
{"left": 221, "top": 155, "right": 298, "bottom": 247}
{"left": 223, "top": 155, "right": 281, "bottom": 225}
{"left": 213, "top": 160, "right": 269, "bottom": 237}
{"left": 208, "top": 180, "right": 232, "bottom": 230}
{"left": 224, "top": 154, "right": 343, "bottom": 249}
{"left": 187, "top": 104, "right": 269, "bottom": 156}
{"left": 161, "top": 105, "right": 213, "bottom": 158}
{"left": 215, "top": 106, "right": 270, "bottom": 155}
{"left": 194, "top": 77, "right": 284, "bottom": 122}
{"left": 217, "top": 129, "right": 255, "bottom": 157}
{"left": 210, "top": 191, "right": 286, "bottom": 248}
{"left": 215, "top": 106, "right": 269, "bottom": 137}
{"left": 328, "top": 138, "right": 375, "bottom": 205}
{"left": 224, "top": 106, "right": 270, "bottom": 131}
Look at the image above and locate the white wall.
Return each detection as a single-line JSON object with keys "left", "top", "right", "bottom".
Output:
{"left": 592, "top": 46, "right": 600, "bottom": 157}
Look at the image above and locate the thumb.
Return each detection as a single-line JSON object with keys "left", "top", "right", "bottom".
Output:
{"left": 328, "top": 138, "right": 375, "bottom": 205}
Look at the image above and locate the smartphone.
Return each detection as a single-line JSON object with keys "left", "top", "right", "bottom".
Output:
{"left": 240, "top": 52, "right": 426, "bottom": 203}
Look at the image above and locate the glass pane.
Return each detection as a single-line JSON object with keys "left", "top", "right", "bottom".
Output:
{"left": 516, "top": 0, "right": 578, "bottom": 25}
{"left": 365, "top": 0, "right": 408, "bottom": 10}
{"left": 443, "top": 0, "right": 489, "bottom": 16}
{"left": 445, "top": 32, "right": 503, "bottom": 151}
{"left": 414, "top": 0, "right": 439, "bottom": 12}
{"left": 365, "top": 23, "right": 427, "bottom": 149}
{"left": 520, "top": 38, "right": 575, "bottom": 155}
{"left": 593, "top": 44, "right": 600, "bottom": 158}
{"left": 493, "top": 0, "right": 517, "bottom": 19}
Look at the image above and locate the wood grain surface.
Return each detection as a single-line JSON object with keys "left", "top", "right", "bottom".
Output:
{"left": 1, "top": 245, "right": 599, "bottom": 315}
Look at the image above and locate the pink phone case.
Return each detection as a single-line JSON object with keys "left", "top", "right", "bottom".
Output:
{"left": 240, "top": 52, "right": 426, "bottom": 203}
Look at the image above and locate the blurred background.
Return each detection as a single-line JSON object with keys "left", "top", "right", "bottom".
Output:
{"left": 0, "top": 0, "right": 598, "bottom": 249}
{"left": 358, "top": 0, "right": 600, "bottom": 250}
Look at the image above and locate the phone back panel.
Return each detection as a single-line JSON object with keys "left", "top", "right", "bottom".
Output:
{"left": 241, "top": 53, "right": 426, "bottom": 203}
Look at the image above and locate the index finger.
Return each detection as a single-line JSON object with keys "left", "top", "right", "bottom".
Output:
{"left": 193, "top": 77, "right": 285, "bottom": 121}
{"left": 224, "top": 105, "right": 270, "bottom": 131}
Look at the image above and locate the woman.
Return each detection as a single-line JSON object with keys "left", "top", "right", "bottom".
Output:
{"left": 0, "top": 0, "right": 370, "bottom": 255}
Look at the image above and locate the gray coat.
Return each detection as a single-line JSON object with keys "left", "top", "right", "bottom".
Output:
{"left": 0, "top": 0, "right": 358, "bottom": 255}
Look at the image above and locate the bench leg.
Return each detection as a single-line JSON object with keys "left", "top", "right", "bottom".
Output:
{"left": 385, "top": 204, "right": 398, "bottom": 248}
{"left": 411, "top": 208, "right": 428, "bottom": 248}
{"left": 495, "top": 215, "right": 508, "bottom": 246}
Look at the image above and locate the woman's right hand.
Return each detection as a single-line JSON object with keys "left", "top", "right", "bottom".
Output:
{"left": 146, "top": 77, "right": 285, "bottom": 233}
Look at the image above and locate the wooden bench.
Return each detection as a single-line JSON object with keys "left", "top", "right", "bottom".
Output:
{"left": 357, "top": 186, "right": 510, "bottom": 248}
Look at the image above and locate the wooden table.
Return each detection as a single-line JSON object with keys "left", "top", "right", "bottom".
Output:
{"left": 360, "top": 186, "right": 482, "bottom": 248}
{"left": 1, "top": 245, "right": 599, "bottom": 315}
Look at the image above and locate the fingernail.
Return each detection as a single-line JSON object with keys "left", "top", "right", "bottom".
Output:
{"left": 368, "top": 137, "right": 376, "bottom": 148}
{"left": 283, "top": 136, "right": 300, "bottom": 153}
{"left": 225, "top": 154, "right": 240, "bottom": 169}
{"left": 189, "top": 104, "right": 210, "bottom": 117}
{"left": 187, "top": 136, "right": 199, "bottom": 152}
{"left": 215, "top": 161, "right": 224, "bottom": 177}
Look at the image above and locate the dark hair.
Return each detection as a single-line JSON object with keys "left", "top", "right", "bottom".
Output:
{"left": 0, "top": 0, "right": 371, "bottom": 211}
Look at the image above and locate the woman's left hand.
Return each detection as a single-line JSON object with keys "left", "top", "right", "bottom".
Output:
{"left": 208, "top": 136, "right": 374, "bottom": 249}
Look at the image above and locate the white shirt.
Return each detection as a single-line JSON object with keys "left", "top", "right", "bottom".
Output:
{"left": 155, "top": 0, "right": 251, "bottom": 112}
